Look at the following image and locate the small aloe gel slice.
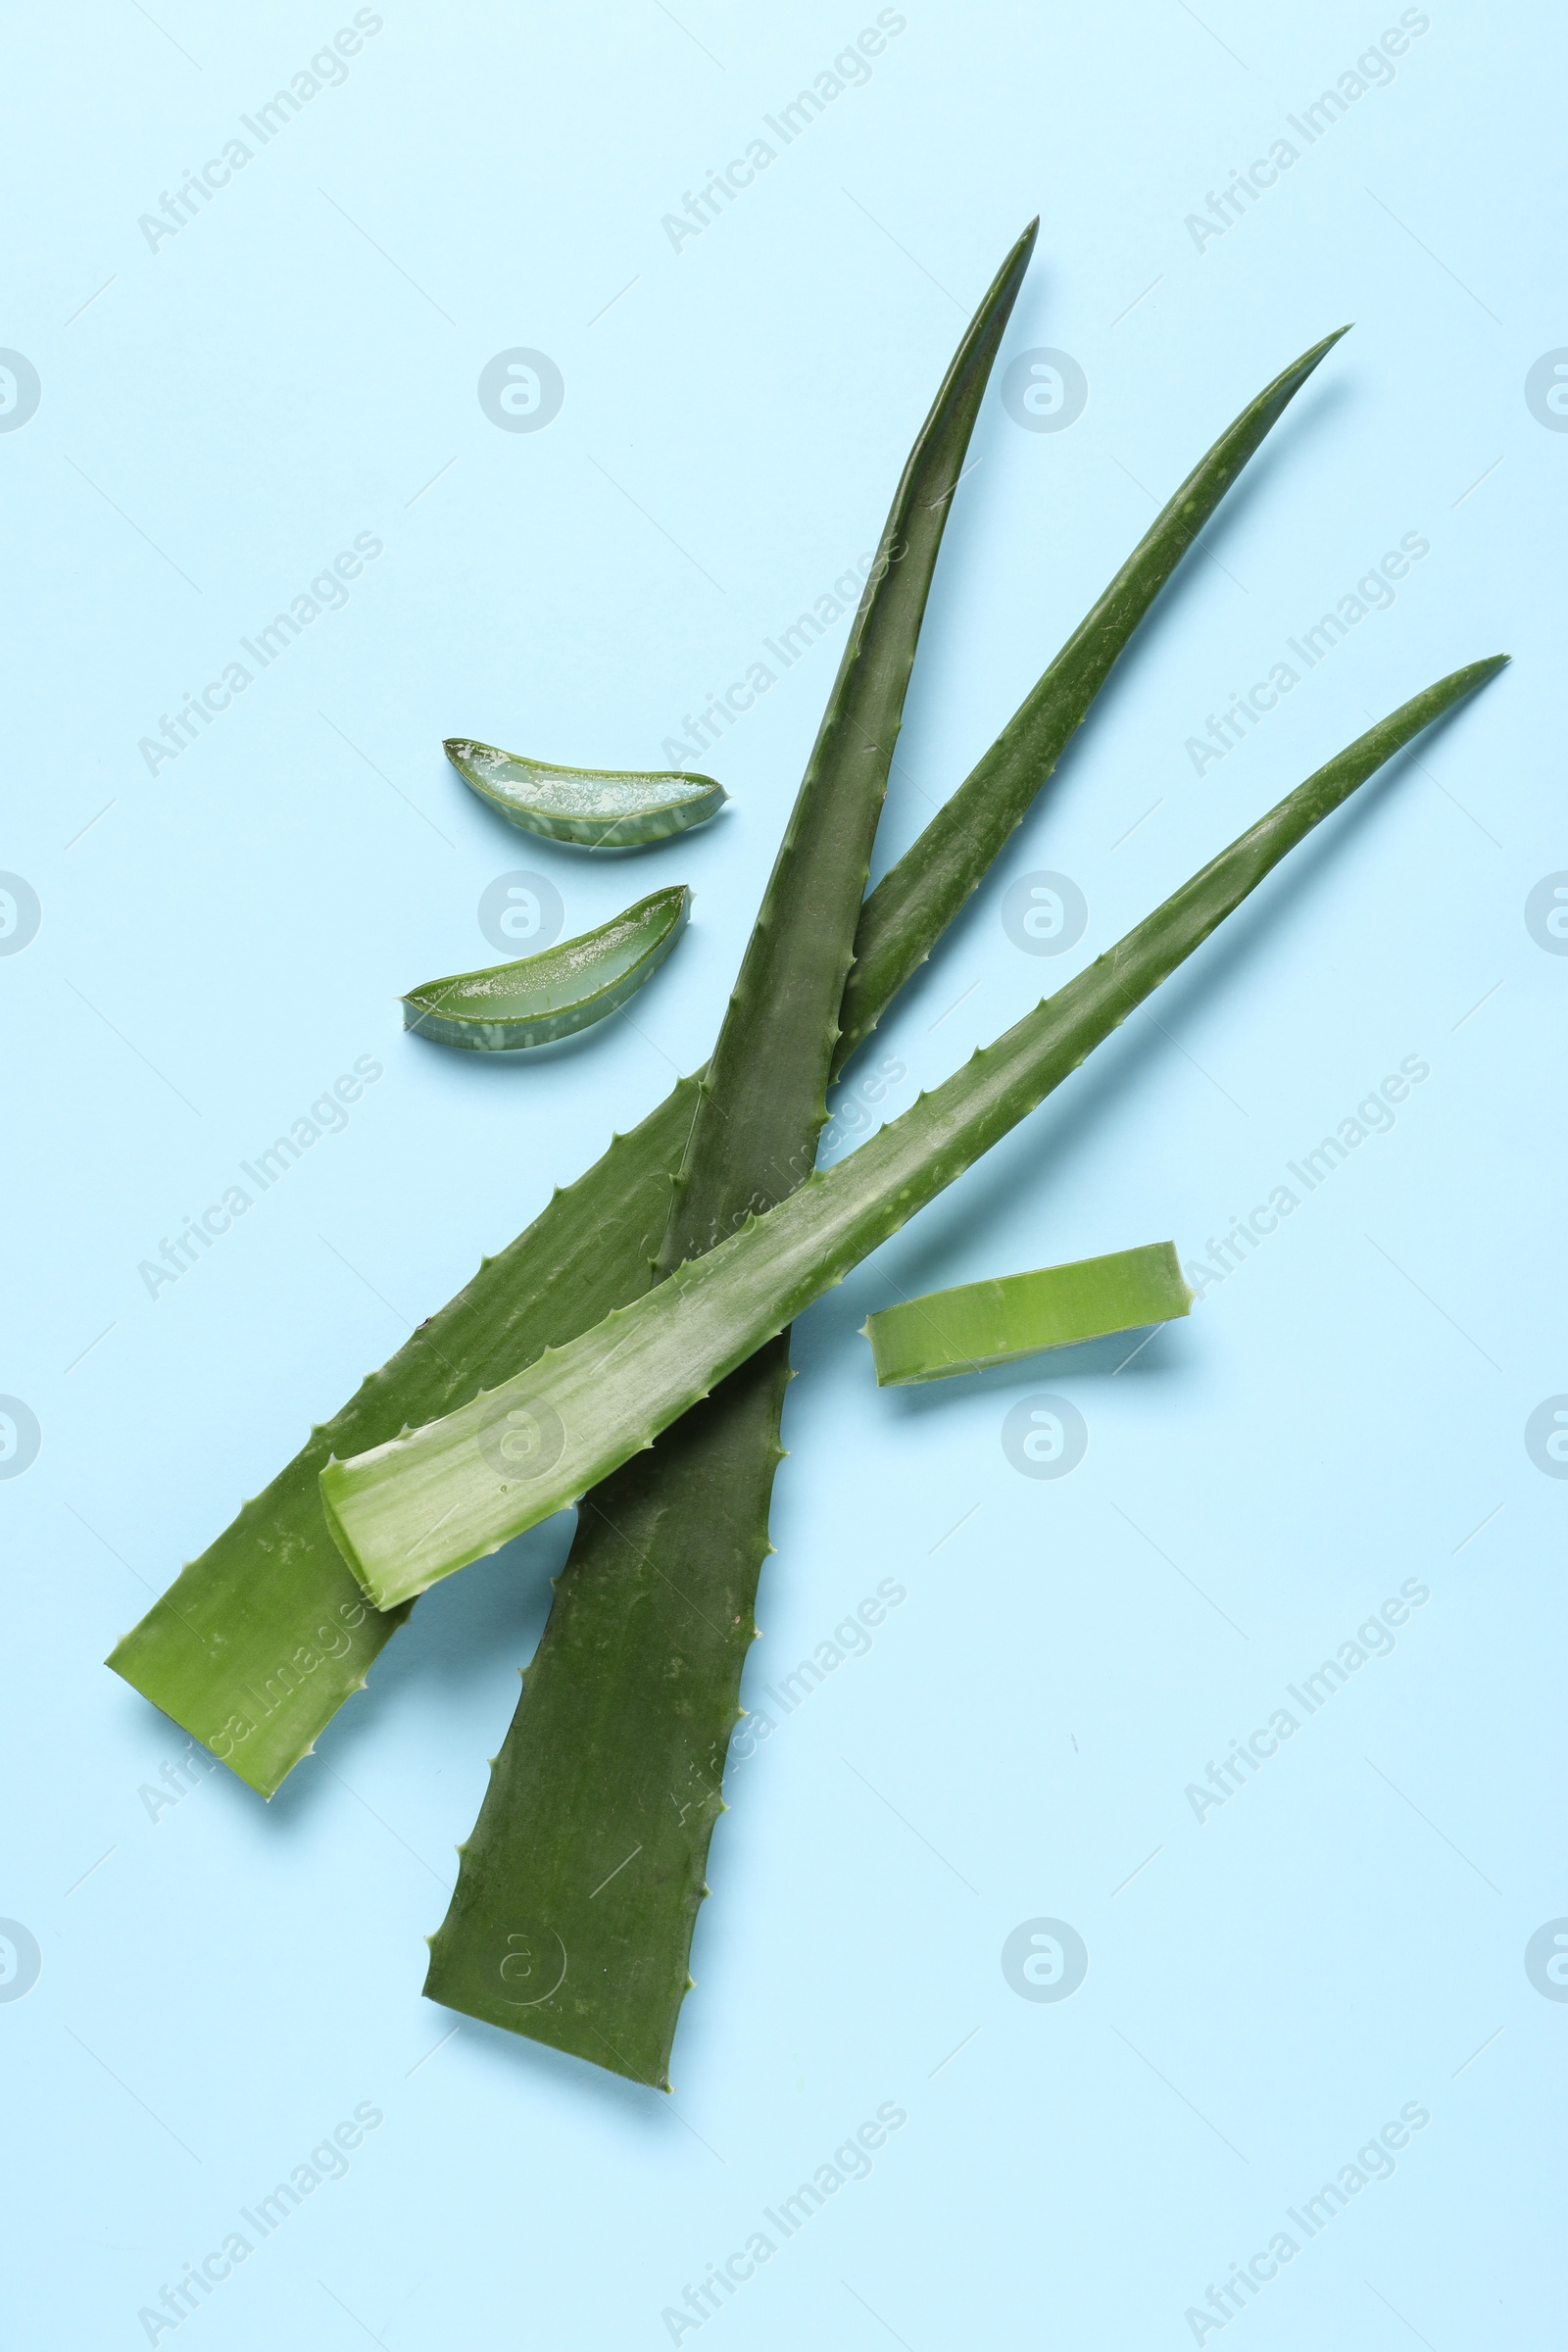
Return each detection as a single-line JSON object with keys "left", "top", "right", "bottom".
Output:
{"left": 445, "top": 739, "right": 726, "bottom": 848}
{"left": 402, "top": 886, "right": 689, "bottom": 1051}
{"left": 863, "top": 1241, "right": 1193, "bottom": 1386}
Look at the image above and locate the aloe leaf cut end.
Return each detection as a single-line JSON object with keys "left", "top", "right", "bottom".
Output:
{"left": 863, "top": 1240, "right": 1193, "bottom": 1384}
{"left": 105, "top": 1073, "right": 705, "bottom": 1797}
{"left": 401, "top": 885, "right": 690, "bottom": 1051}
{"left": 444, "top": 739, "right": 727, "bottom": 848}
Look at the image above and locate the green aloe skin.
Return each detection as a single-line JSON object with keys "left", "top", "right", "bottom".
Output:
{"left": 323, "top": 662, "right": 1508, "bottom": 1607}
{"left": 106, "top": 1081, "right": 695, "bottom": 1796}
{"left": 421, "top": 220, "right": 1041, "bottom": 2083}
{"left": 444, "top": 739, "right": 727, "bottom": 848}
{"left": 416, "top": 277, "right": 1348, "bottom": 2089}
{"left": 402, "top": 886, "right": 690, "bottom": 1052}
{"left": 110, "top": 272, "right": 1348, "bottom": 1833}
{"left": 862, "top": 1240, "right": 1193, "bottom": 1385}
{"left": 106, "top": 220, "right": 1030, "bottom": 1796}
{"left": 835, "top": 324, "right": 1350, "bottom": 1062}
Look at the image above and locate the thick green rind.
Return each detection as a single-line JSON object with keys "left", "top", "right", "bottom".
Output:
{"left": 324, "top": 662, "right": 1506, "bottom": 1603}
{"left": 106, "top": 1080, "right": 700, "bottom": 1795}
{"left": 863, "top": 1240, "right": 1191, "bottom": 1385}
{"left": 834, "top": 325, "right": 1351, "bottom": 1071}
{"left": 422, "top": 1343, "right": 791, "bottom": 2085}
{"left": 445, "top": 739, "right": 728, "bottom": 848}
{"left": 109, "top": 314, "right": 1344, "bottom": 1799}
{"left": 105, "top": 223, "right": 1034, "bottom": 1799}
{"left": 402, "top": 887, "right": 690, "bottom": 1051}
{"left": 434, "top": 316, "right": 1348, "bottom": 2080}
{"left": 424, "top": 221, "right": 1042, "bottom": 2085}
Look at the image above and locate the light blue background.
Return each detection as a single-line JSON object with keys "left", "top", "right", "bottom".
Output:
{"left": 4, "top": 2, "right": 1564, "bottom": 2344}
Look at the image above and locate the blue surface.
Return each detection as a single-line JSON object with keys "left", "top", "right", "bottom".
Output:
{"left": 4, "top": 3, "right": 1564, "bottom": 2344}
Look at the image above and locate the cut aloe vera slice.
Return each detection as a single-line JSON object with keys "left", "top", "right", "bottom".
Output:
{"left": 402, "top": 887, "right": 689, "bottom": 1051}
{"left": 445, "top": 740, "right": 726, "bottom": 848}
{"left": 863, "top": 1240, "right": 1192, "bottom": 1385}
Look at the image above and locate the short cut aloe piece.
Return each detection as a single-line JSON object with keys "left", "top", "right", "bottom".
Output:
{"left": 863, "top": 1240, "right": 1192, "bottom": 1385}
{"left": 108, "top": 314, "right": 1345, "bottom": 1798}
{"left": 445, "top": 739, "right": 726, "bottom": 847}
{"left": 322, "top": 660, "right": 1504, "bottom": 1606}
{"left": 402, "top": 886, "right": 689, "bottom": 1051}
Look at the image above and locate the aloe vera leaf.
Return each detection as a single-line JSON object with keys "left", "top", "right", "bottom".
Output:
{"left": 322, "top": 659, "right": 1506, "bottom": 1605}
{"left": 106, "top": 1078, "right": 699, "bottom": 1797}
{"left": 424, "top": 319, "right": 1361, "bottom": 2079}
{"left": 422, "top": 223, "right": 1041, "bottom": 2075}
{"left": 403, "top": 886, "right": 690, "bottom": 1052}
{"left": 833, "top": 324, "right": 1350, "bottom": 1069}
{"left": 862, "top": 1239, "right": 1191, "bottom": 1385}
{"left": 664, "top": 222, "right": 1040, "bottom": 1253}
{"left": 424, "top": 1343, "right": 791, "bottom": 2082}
{"left": 445, "top": 739, "right": 727, "bottom": 848}
{"left": 105, "top": 221, "right": 1036, "bottom": 1793}
{"left": 111, "top": 292, "right": 1336, "bottom": 1794}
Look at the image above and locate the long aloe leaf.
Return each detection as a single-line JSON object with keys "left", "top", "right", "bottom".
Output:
{"left": 863, "top": 1239, "right": 1192, "bottom": 1384}
{"left": 105, "top": 220, "right": 1034, "bottom": 1792}
{"left": 663, "top": 222, "right": 1038, "bottom": 1250}
{"left": 423, "top": 1346, "right": 791, "bottom": 2083}
{"left": 402, "top": 886, "right": 690, "bottom": 1051}
{"left": 834, "top": 324, "right": 1348, "bottom": 1067}
{"left": 323, "top": 661, "right": 1505, "bottom": 1606}
{"left": 108, "top": 307, "right": 1342, "bottom": 1796}
{"left": 421, "top": 220, "right": 1040, "bottom": 2081}
{"left": 424, "top": 313, "right": 1348, "bottom": 2085}
{"left": 422, "top": 216, "right": 1044, "bottom": 2079}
